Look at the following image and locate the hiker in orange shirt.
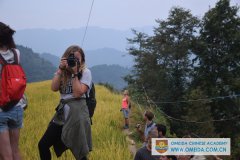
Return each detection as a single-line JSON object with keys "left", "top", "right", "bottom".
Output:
{"left": 121, "top": 90, "right": 131, "bottom": 129}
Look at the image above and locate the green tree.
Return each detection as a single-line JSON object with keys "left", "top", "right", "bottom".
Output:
{"left": 126, "top": 1, "right": 240, "bottom": 158}
{"left": 183, "top": 88, "right": 217, "bottom": 137}
{"left": 192, "top": 0, "right": 240, "bottom": 158}
{"left": 126, "top": 7, "right": 200, "bottom": 135}
{"left": 152, "top": 7, "right": 200, "bottom": 135}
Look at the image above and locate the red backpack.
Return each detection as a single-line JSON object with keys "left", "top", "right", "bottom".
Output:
{"left": 0, "top": 49, "right": 26, "bottom": 110}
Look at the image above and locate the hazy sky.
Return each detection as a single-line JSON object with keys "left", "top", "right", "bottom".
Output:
{"left": 0, "top": 0, "right": 239, "bottom": 30}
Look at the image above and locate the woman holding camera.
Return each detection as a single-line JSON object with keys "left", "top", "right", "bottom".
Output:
{"left": 38, "top": 45, "right": 92, "bottom": 160}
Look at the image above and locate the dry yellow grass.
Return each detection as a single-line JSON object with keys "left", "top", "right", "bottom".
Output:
{"left": 20, "top": 80, "right": 132, "bottom": 160}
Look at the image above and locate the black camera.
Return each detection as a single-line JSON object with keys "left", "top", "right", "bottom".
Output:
{"left": 67, "top": 53, "right": 76, "bottom": 67}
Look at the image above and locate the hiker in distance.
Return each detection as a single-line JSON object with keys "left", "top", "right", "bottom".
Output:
{"left": 136, "top": 110, "right": 156, "bottom": 146}
{"left": 0, "top": 22, "right": 27, "bottom": 160}
{"left": 121, "top": 89, "right": 131, "bottom": 129}
{"left": 38, "top": 45, "right": 92, "bottom": 160}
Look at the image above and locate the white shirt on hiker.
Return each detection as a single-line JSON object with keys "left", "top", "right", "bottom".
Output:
{"left": 59, "top": 68, "right": 92, "bottom": 120}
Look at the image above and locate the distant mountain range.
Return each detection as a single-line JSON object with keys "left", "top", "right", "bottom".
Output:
{"left": 40, "top": 48, "right": 133, "bottom": 68}
{"left": 17, "top": 45, "right": 57, "bottom": 82}
{"left": 86, "top": 48, "right": 133, "bottom": 68}
{"left": 41, "top": 52, "right": 60, "bottom": 67}
{"left": 15, "top": 27, "right": 131, "bottom": 56}
{"left": 14, "top": 26, "right": 153, "bottom": 57}
{"left": 14, "top": 26, "right": 156, "bottom": 68}
{"left": 90, "top": 64, "right": 131, "bottom": 90}
{"left": 40, "top": 47, "right": 134, "bottom": 68}
{"left": 14, "top": 27, "right": 153, "bottom": 89}
{"left": 18, "top": 45, "right": 130, "bottom": 89}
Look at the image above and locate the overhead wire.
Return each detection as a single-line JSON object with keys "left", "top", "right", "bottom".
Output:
{"left": 81, "top": 0, "right": 95, "bottom": 47}
{"left": 140, "top": 85, "right": 240, "bottom": 124}
{"left": 150, "top": 94, "right": 240, "bottom": 104}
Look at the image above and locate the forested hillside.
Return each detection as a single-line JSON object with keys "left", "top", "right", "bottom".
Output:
{"left": 126, "top": 0, "right": 240, "bottom": 158}
{"left": 17, "top": 45, "right": 57, "bottom": 82}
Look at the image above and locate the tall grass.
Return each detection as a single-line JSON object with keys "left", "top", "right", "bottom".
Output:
{"left": 20, "top": 81, "right": 132, "bottom": 160}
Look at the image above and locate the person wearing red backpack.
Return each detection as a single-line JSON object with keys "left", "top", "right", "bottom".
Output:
{"left": 0, "top": 22, "right": 27, "bottom": 160}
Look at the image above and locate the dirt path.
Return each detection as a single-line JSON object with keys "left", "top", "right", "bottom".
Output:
{"left": 123, "top": 129, "right": 137, "bottom": 156}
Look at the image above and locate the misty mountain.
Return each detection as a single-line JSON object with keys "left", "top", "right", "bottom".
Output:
{"left": 14, "top": 26, "right": 154, "bottom": 57}
{"left": 86, "top": 48, "right": 133, "bottom": 67}
{"left": 14, "top": 27, "right": 130, "bottom": 57}
{"left": 17, "top": 45, "right": 57, "bottom": 82}
{"left": 40, "top": 53, "right": 60, "bottom": 67}
{"left": 40, "top": 48, "right": 134, "bottom": 68}
{"left": 90, "top": 64, "right": 131, "bottom": 90}
{"left": 18, "top": 45, "right": 130, "bottom": 89}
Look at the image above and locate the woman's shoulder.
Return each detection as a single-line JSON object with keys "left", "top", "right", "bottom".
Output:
{"left": 14, "top": 48, "right": 20, "bottom": 54}
{"left": 7, "top": 48, "right": 20, "bottom": 57}
{"left": 82, "top": 67, "right": 91, "bottom": 74}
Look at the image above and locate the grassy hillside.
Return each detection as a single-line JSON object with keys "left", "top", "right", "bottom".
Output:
{"left": 20, "top": 81, "right": 132, "bottom": 160}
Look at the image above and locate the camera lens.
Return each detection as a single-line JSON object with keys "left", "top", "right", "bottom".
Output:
{"left": 67, "top": 53, "right": 76, "bottom": 67}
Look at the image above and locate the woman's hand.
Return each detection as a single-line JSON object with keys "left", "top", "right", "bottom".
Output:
{"left": 51, "top": 58, "right": 67, "bottom": 92}
{"left": 59, "top": 57, "right": 67, "bottom": 70}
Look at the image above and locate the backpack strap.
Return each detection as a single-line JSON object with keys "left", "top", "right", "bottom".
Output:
{"left": 85, "top": 82, "right": 93, "bottom": 98}
{"left": 10, "top": 48, "right": 19, "bottom": 64}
